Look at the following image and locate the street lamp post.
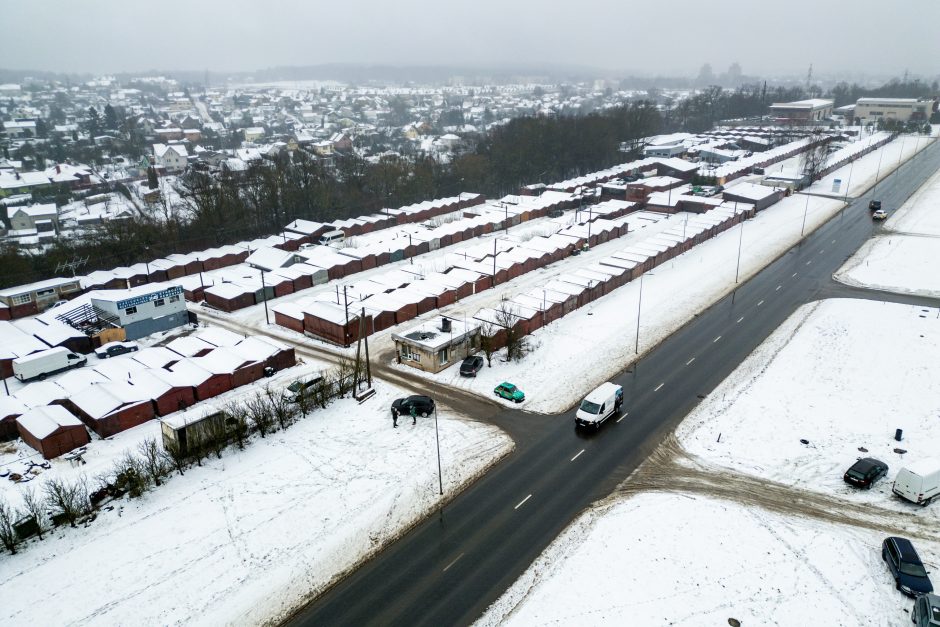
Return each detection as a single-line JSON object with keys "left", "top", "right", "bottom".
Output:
{"left": 800, "top": 191, "right": 811, "bottom": 237}
{"left": 734, "top": 218, "right": 745, "bottom": 283}
{"left": 433, "top": 407, "right": 443, "bottom": 496}
{"left": 870, "top": 136, "right": 887, "bottom": 198}
{"left": 259, "top": 269, "right": 271, "bottom": 325}
{"left": 895, "top": 132, "right": 906, "bottom": 175}
{"left": 634, "top": 272, "right": 652, "bottom": 354}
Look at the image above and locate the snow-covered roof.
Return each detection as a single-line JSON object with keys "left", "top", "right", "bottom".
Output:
{"left": 16, "top": 405, "right": 84, "bottom": 439}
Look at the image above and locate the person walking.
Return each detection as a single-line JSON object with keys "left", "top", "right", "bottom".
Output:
{"left": 391, "top": 406, "right": 399, "bottom": 428}
{"left": 410, "top": 405, "right": 417, "bottom": 425}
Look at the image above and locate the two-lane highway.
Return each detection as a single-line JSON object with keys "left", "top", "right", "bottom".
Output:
{"left": 287, "top": 138, "right": 940, "bottom": 627}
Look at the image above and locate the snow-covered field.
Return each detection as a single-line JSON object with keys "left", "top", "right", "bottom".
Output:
{"left": 836, "top": 153, "right": 940, "bottom": 296}
{"left": 476, "top": 492, "right": 932, "bottom": 627}
{"left": 0, "top": 378, "right": 512, "bottom": 626}
{"left": 678, "top": 298, "right": 940, "bottom": 516}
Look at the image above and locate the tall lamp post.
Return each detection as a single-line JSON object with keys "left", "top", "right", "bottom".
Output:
{"left": 635, "top": 272, "right": 653, "bottom": 354}
{"left": 800, "top": 191, "right": 811, "bottom": 237}
{"left": 259, "top": 269, "right": 270, "bottom": 325}
{"left": 734, "top": 217, "right": 745, "bottom": 283}
{"left": 433, "top": 407, "right": 443, "bottom": 496}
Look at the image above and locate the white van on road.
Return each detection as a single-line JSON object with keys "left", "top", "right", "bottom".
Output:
{"left": 575, "top": 382, "right": 623, "bottom": 429}
{"left": 893, "top": 459, "right": 940, "bottom": 506}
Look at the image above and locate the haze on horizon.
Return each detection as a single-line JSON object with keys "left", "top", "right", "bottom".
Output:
{"left": 2, "top": 0, "right": 938, "bottom": 79}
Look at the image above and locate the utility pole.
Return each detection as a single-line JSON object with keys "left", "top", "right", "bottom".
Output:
{"left": 434, "top": 407, "right": 443, "bottom": 496}
{"left": 259, "top": 270, "right": 270, "bottom": 325}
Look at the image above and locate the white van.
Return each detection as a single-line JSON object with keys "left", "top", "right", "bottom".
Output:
{"left": 575, "top": 382, "right": 623, "bottom": 429}
{"left": 892, "top": 459, "right": 940, "bottom": 506}
{"left": 318, "top": 230, "right": 345, "bottom": 246}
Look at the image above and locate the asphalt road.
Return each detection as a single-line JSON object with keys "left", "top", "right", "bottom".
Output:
{"left": 286, "top": 139, "right": 940, "bottom": 627}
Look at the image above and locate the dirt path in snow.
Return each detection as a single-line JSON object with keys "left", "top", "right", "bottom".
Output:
{"left": 618, "top": 434, "right": 938, "bottom": 542}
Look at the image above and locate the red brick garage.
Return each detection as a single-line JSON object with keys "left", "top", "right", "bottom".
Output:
{"left": 16, "top": 405, "right": 90, "bottom": 459}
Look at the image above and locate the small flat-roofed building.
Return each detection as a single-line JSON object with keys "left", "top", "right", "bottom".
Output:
{"left": 0, "top": 277, "right": 83, "bottom": 318}
{"left": 392, "top": 316, "right": 480, "bottom": 373}
{"left": 0, "top": 396, "right": 28, "bottom": 440}
{"left": 16, "top": 405, "right": 89, "bottom": 459}
{"left": 90, "top": 283, "right": 188, "bottom": 340}
{"left": 66, "top": 382, "right": 155, "bottom": 437}
{"left": 160, "top": 403, "right": 225, "bottom": 456}
{"left": 769, "top": 98, "right": 833, "bottom": 123}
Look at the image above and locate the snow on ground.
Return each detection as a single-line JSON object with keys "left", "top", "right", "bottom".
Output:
{"left": 475, "top": 492, "right": 930, "bottom": 627}
{"left": 678, "top": 298, "right": 940, "bottom": 518}
{"left": 836, "top": 155, "right": 940, "bottom": 296}
{"left": 0, "top": 375, "right": 512, "bottom": 626}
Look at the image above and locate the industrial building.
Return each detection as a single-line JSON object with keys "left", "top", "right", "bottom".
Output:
{"left": 768, "top": 99, "right": 833, "bottom": 123}
{"left": 853, "top": 98, "right": 934, "bottom": 124}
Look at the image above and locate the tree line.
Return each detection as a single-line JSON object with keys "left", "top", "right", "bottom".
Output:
{"left": 0, "top": 102, "right": 662, "bottom": 289}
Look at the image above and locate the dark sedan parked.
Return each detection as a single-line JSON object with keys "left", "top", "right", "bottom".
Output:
{"left": 843, "top": 457, "right": 888, "bottom": 489}
{"left": 883, "top": 536, "right": 934, "bottom": 597}
{"left": 459, "top": 355, "right": 484, "bottom": 377}
{"left": 392, "top": 395, "right": 435, "bottom": 417}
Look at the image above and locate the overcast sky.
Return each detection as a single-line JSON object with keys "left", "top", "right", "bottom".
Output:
{"left": 2, "top": 0, "right": 938, "bottom": 79}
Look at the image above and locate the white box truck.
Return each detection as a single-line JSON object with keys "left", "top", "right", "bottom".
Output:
{"left": 12, "top": 347, "right": 87, "bottom": 382}
{"left": 575, "top": 382, "right": 623, "bottom": 429}
{"left": 893, "top": 459, "right": 940, "bottom": 506}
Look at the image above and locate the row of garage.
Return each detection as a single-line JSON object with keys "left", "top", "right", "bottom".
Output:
{"left": 276, "top": 206, "right": 667, "bottom": 346}
{"left": 470, "top": 203, "right": 758, "bottom": 351}
{"left": 0, "top": 328, "right": 296, "bottom": 458}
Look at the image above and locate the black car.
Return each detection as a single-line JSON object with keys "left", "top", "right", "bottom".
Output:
{"left": 869, "top": 199, "right": 882, "bottom": 211}
{"left": 459, "top": 355, "right": 484, "bottom": 377}
{"left": 94, "top": 341, "right": 140, "bottom": 359}
{"left": 843, "top": 457, "right": 888, "bottom": 489}
{"left": 883, "top": 536, "right": 934, "bottom": 597}
{"left": 392, "top": 395, "right": 435, "bottom": 417}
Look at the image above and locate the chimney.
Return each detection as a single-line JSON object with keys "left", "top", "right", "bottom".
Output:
{"left": 441, "top": 317, "right": 452, "bottom": 333}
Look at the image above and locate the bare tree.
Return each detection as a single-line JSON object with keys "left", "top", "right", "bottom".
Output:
{"left": 0, "top": 496, "right": 20, "bottom": 554}
{"left": 479, "top": 321, "right": 497, "bottom": 367}
{"left": 799, "top": 131, "right": 831, "bottom": 185}
{"left": 266, "top": 387, "right": 298, "bottom": 430}
{"left": 138, "top": 437, "right": 168, "bottom": 487}
{"left": 311, "top": 376, "right": 335, "bottom": 409}
{"left": 246, "top": 392, "right": 274, "bottom": 438}
{"left": 205, "top": 415, "right": 229, "bottom": 459}
{"left": 44, "top": 477, "right": 89, "bottom": 528}
{"left": 332, "top": 356, "right": 356, "bottom": 397}
{"left": 113, "top": 452, "right": 149, "bottom": 498}
{"left": 295, "top": 382, "right": 314, "bottom": 419}
{"left": 162, "top": 439, "right": 187, "bottom": 476}
{"left": 188, "top": 429, "right": 208, "bottom": 466}
{"left": 21, "top": 487, "right": 47, "bottom": 541}
{"left": 494, "top": 298, "right": 528, "bottom": 362}
{"left": 223, "top": 401, "right": 249, "bottom": 450}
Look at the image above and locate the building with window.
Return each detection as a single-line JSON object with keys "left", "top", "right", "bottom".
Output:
{"left": 90, "top": 283, "right": 188, "bottom": 340}
{"left": 768, "top": 99, "right": 833, "bottom": 123}
{"left": 392, "top": 316, "right": 480, "bottom": 374}
{"left": 0, "top": 277, "right": 83, "bottom": 317}
{"left": 853, "top": 98, "right": 933, "bottom": 124}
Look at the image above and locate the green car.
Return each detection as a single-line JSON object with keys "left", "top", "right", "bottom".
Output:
{"left": 494, "top": 382, "right": 525, "bottom": 403}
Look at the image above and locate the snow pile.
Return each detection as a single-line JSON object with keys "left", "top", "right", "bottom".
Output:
{"left": 476, "top": 492, "right": 922, "bottom": 627}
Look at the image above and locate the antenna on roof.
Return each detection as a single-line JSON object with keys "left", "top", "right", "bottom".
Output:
{"left": 55, "top": 256, "right": 88, "bottom": 277}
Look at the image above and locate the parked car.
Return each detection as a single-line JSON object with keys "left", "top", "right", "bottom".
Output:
{"left": 912, "top": 593, "right": 940, "bottom": 627}
{"left": 459, "top": 355, "right": 484, "bottom": 377}
{"left": 843, "top": 457, "right": 888, "bottom": 489}
{"left": 872, "top": 209, "right": 888, "bottom": 220}
{"left": 911, "top": 594, "right": 940, "bottom": 627}
{"left": 494, "top": 382, "right": 525, "bottom": 403}
{"left": 392, "top": 395, "right": 435, "bottom": 417}
{"left": 882, "top": 536, "right": 934, "bottom": 597}
{"left": 283, "top": 375, "right": 324, "bottom": 403}
{"left": 95, "top": 341, "right": 140, "bottom": 359}
{"left": 869, "top": 199, "right": 882, "bottom": 211}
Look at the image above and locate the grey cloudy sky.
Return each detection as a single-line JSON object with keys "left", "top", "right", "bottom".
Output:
{"left": 2, "top": 0, "right": 937, "bottom": 78}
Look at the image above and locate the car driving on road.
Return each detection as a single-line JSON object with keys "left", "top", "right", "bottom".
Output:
{"left": 392, "top": 395, "right": 435, "bottom": 417}
{"left": 869, "top": 199, "right": 882, "bottom": 211}
{"left": 872, "top": 208, "right": 888, "bottom": 220}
